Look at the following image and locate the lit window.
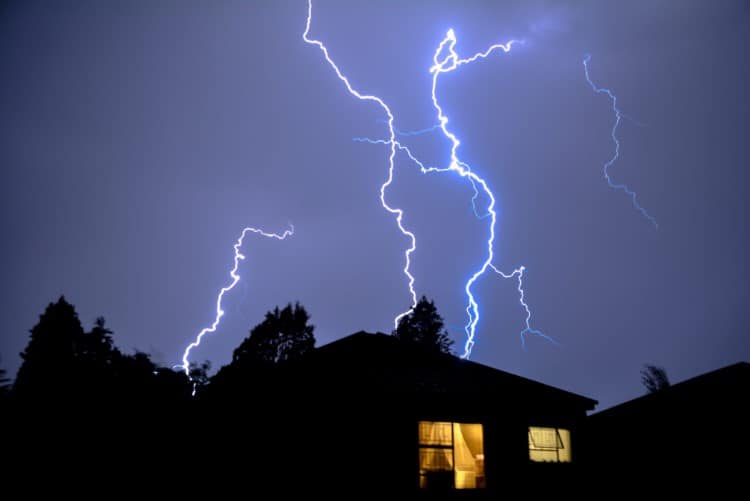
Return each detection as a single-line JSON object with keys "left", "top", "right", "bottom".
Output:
{"left": 418, "top": 421, "right": 485, "bottom": 489}
{"left": 528, "top": 427, "right": 572, "bottom": 463}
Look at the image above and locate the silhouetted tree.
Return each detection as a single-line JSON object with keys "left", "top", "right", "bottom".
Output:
{"left": 641, "top": 364, "right": 670, "bottom": 393}
{"left": 393, "top": 296, "right": 454, "bottom": 354}
{"left": 189, "top": 360, "right": 211, "bottom": 389}
{"left": 206, "top": 303, "right": 315, "bottom": 399}
{"left": 232, "top": 302, "right": 316, "bottom": 366}
{"left": 14, "top": 296, "right": 87, "bottom": 399}
{"left": 151, "top": 365, "right": 194, "bottom": 402}
{"left": 112, "top": 350, "right": 158, "bottom": 397}
{"left": 110, "top": 350, "right": 191, "bottom": 402}
{"left": 83, "top": 316, "right": 116, "bottom": 364}
{"left": 14, "top": 296, "right": 193, "bottom": 404}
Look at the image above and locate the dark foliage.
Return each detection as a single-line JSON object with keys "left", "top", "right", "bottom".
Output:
{"left": 393, "top": 295, "right": 454, "bottom": 354}
{"left": 12, "top": 296, "right": 192, "bottom": 404}
{"left": 232, "top": 302, "right": 316, "bottom": 366}
{"left": 189, "top": 360, "right": 211, "bottom": 389}
{"left": 14, "top": 296, "right": 88, "bottom": 399}
{"left": 641, "top": 364, "right": 670, "bottom": 393}
{"left": 205, "top": 302, "right": 316, "bottom": 399}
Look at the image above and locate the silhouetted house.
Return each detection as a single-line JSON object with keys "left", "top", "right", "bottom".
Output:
{"left": 585, "top": 362, "right": 749, "bottom": 484}
{"left": 223, "top": 331, "right": 596, "bottom": 495}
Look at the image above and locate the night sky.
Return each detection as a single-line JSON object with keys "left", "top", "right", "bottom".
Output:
{"left": 2, "top": 0, "right": 748, "bottom": 411}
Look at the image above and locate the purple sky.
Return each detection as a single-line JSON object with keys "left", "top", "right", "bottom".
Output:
{"left": 2, "top": 0, "right": 748, "bottom": 411}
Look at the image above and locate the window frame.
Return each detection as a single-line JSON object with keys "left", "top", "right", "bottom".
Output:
{"left": 418, "top": 420, "right": 485, "bottom": 490}
{"left": 528, "top": 426, "right": 572, "bottom": 463}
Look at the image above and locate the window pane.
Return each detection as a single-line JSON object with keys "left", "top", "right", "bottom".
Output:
{"left": 418, "top": 421, "right": 485, "bottom": 489}
{"left": 528, "top": 426, "right": 572, "bottom": 463}
{"left": 529, "top": 427, "right": 558, "bottom": 449}
{"left": 453, "top": 423, "right": 485, "bottom": 489}
{"left": 419, "top": 421, "right": 452, "bottom": 446}
{"left": 419, "top": 447, "right": 453, "bottom": 472}
{"left": 529, "top": 447, "right": 559, "bottom": 462}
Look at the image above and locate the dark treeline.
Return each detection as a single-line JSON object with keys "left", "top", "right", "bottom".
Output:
{"left": 2, "top": 294, "right": 452, "bottom": 406}
{"left": 1, "top": 294, "right": 451, "bottom": 492}
{"left": 11, "top": 297, "right": 195, "bottom": 405}
{"left": 2, "top": 296, "right": 319, "bottom": 409}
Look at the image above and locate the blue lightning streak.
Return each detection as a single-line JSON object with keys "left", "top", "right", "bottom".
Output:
{"left": 583, "top": 54, "right": 658, "bottom": 228}
{"left": 425, "top": 29, "right": 554, "bottom": 358}
{"left": 308, "top": 0, "right": 552, "bottom": 356}
{"left": 179, "top": 225, "right": 293, "bottom": 393}
{"left": 352, "top": 136, "right": 487, "bottom": 219}
{"left": 394, "top": 124, "right": 441, "bottom": 137}
{"left": 489, "top": 265, "right": 558, "bottom": 349}
{"left": 304, "top": 0, "right": 417, "bottom": 327}
{"left": 429, "top": 30, "right": 517, "bottom": 358}
{"left": 374, "top": 119, "right": 442, "bottom": 137}
{"left": 354, "top": 138, "right": 554, "bottom": 355}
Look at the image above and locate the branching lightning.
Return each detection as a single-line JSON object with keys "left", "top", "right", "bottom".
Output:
{"left": 176, "top": 2, "right": 579, "bottom": 398}
{"left": 428, "top": 29, "right": 554, "bottom": 357}
{"left": 179, "top": 225, "right": 293, "bottom": 393}
{"left": 489, "top": 264, "right": 558, "bottom": 349}
{"left": 394, "top": 124, "right": 441, "bottom": 137}
{"left": 303, "top": 0, "right": 417, "bottom": 327}
{"left": 356, "top": 137, "right": 555, "bottom": 356}
{"left": 375, "top": 119, "right": 441, "bottom": 138}
{"left": 309, "top": 0, "right": 553, "bottom": 358}
{"left": 583, "top": 54, "right": 658, "bottom": 228}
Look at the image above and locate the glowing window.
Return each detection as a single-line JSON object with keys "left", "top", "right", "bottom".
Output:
{"left": 418, "top": 421, "right": 485, "bottom": 490}
{"left": 528, "top": 427, "right": 572, "bottom": 463}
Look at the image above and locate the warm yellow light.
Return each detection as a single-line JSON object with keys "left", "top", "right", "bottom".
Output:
{"left": 418, "top": 421, "right": 485, "bottom": 489}
{"left": 419, "top": 421, "right": 452, "bottom": 446}
{"left": 528, "top": 427, "right": 572, "bottom": 463}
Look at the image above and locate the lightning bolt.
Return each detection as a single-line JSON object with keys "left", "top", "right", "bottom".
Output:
{"left": 303, "top": 0, "right": 417, "bottom": 327}
{"left": 583, "top": 54, "right": 658, "bottom": 228}
{"left": 354, "top": 135, "right": 555, "bottom": 355}
{"left": 394, "top": 124, "right": 441, "bottom": 137}
{"left": 353, "top": 135, "right": 488, "bottom": 221}
{"left": 427, "top": 29, "right": 555, "bottom": 358}
{"left": 306, "top": 1, "right": 553, "bottom": 357}
{"left": 489, "top": 265, "right": 557, "bottom": 350}
{"left": 179, "top": 224, "right": 293, "bottom": 393}
{"left": 374, "top": 119, "right": 441, "bottom": 138}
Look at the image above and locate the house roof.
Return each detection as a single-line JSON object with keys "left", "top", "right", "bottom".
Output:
{"left": 307, "top": 331, "right": 597, "bottom": 411}
{"left": 590, "top": 361, "right": 749, "bottom": 420}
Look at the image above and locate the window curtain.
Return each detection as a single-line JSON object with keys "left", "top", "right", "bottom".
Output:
{"left": 453, "top": 424, "right": 480, "bottom": 488}
{"left": 419, "top": 421, "right": 452, "bottom": 471}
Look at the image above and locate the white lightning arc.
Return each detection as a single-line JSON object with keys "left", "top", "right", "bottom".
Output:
{"left": 303, "top": 0, "right": 417, "bottom": 327}
{"left": 179, "top": 225, "right": 294, "bottom": 391}
{"left": 583, "top": 54, "right": 658, "bottom": 228}
{"left": 352, "top": 136, "right": 556, "bottom": 353}
{"left": 306, "top": 1, "right": 555, "bottom": 357}
{"left": 488, "top": 265, "right": 556, "bottom": 350}
{"left": 428, "top": 30, "right": 557, "bottom": 356}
